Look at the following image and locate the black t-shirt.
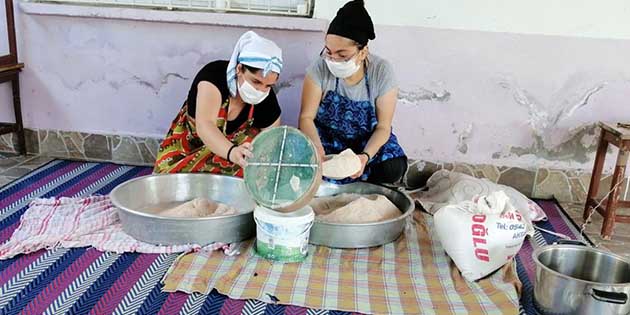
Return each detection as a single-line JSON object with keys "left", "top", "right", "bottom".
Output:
{"left": 186, "top": 60, "right": 281, "bottom": 134}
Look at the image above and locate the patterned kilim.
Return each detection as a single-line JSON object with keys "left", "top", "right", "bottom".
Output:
{"left": 0, "top": 160, "right": 589, "bottom": 314}
{"left": 162, "top": 210, "right": 522, "bottom": 314}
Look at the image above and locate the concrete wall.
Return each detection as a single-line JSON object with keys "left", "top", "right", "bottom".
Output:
{"left": 0, "top": 0, "right": 12, "bottom": 122}
{"left": 0, "top": 5, "right": 323, "bottom": 136}
{"left": 375, "top": 24, "right": 630, "bottom": 170}
{"left": 0, "top": 0, "right": 629, "bottom": 171}
{"left": 315, "top": 0, "right": 630, "bottom": 40}
{"left": 0, "top": 0, "right": 9, "bottom": 55}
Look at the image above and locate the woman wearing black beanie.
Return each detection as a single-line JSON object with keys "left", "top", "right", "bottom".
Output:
{"left": 299, "top": 0, "right": 407, "bottom": 184}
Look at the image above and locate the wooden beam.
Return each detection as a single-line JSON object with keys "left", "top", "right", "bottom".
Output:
{"left": 0, "top": 63, "right": 23, "bottom": 73}
{"left": 594, "top": 205, "right": 606, "bottom": 217}
{"left": 615, "top": 215, "right": 630, "bottom": 224}
{"left": 0, "top": 122, "right": 16, "bottom": 135}
{"left": 11, "top": 76, "right": 25, "bottom": 155}
{"left": 587, "top": 198, "right": 630, "bottom": 209}
{"left": 0, "top": 70, "right": 19, "bottom": 83}
{"left": 584, "top": 129, "right": 610, "bottom": 221}
{"left": 603, "top": 132, "right": 621, "bottom": 148}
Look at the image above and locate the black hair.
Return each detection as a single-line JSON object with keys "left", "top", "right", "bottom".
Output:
{"left": 238, "top": 63, "right": 280, "bottom": 84}
{"left": 354, "top": 40, "right": 367, "bottom": 50}
{"left": 319, "top": 39, "right": 367, "bottom": 57}
{"left": 240, "top": 64, "right": 260, "bottom": 74}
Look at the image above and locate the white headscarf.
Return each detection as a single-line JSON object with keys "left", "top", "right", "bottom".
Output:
{"left": 226, "top": 31, "right": 283, "bottom": 97}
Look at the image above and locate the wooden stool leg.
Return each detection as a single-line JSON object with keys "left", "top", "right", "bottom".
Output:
{"left": 601, "top": 149, "right": 629, "bottom": 240}
{"left": 584, "top": 129, "right": 609, "bottom": 221}
{"left": 11, "top": 75, "right": 25, "bottom": 155}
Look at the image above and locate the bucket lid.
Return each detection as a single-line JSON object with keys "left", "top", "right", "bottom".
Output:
{"left": 244, "top": 126, "right": 322, "bottom": 212}
{"left": 254, "top": 205, "right": 315, "bottom": 225}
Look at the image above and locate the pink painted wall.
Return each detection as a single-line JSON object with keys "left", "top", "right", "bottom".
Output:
{"left": 373, "top": 25, "right": 630, "bottom": 169}
{"left": 1, "top": 3, "right": 629, "bottom": 170}
{"left": 1, "top": 10, "right": 321, "bottom": 136}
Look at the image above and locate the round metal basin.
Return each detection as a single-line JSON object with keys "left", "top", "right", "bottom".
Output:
{"left": 309, "top": 181, "right": 415, "bottom": 248}
{"left": 110, "top": 173, "right": 256, "bottom": 245}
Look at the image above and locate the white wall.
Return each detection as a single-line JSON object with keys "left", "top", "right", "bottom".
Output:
{"left": 0, "top": 0, "right": 9, "bottom": 56}
{"left": 315, "top": 0, "right": 630, "bottom": 40}
{"left": 8, "top": 12, "right": 321, "bottom": 138}
{"left": 0, "top": 1, "right": 629, "bottom": 171}
{"left": 314, "top": 0, "right": 630, "bottom": 169}
{"left": 372, "top": 24, "right": 630, "bottom": 170}
{"left": 0, "top": 0, "right": 13, "bottom": 125}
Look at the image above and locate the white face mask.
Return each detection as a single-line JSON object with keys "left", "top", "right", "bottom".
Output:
{"left": 324, "top": 56, "right": 360, "bottom": 79}
{"left": 238, "top": 79, "right": 269, "bottom": 105}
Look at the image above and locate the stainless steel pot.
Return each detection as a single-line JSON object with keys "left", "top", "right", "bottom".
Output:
{"left": 533, "top": 242, "right": 630, "bottom": 315}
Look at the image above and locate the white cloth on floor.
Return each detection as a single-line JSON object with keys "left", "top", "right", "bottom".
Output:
{"left": 310, "top": 193, "right": 401, "bottom": 224}
{"left": 0, "top": 196, "right": 239, "bottom": 260}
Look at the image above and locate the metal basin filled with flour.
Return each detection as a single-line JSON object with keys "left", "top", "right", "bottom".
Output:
{"left": 110, "top": 173, "right": 256, "bottom": 245}
{"left": 309, "top": 181, "right": 414, "bottom": 248}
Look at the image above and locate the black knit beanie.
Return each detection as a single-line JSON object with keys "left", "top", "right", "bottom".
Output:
{"left": 326, "top": 0, "right": 375, "bottom": 46}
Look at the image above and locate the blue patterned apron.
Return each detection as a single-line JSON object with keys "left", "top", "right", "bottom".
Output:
{"left": 315, "top": 73, "right": 406, "bottom": 183}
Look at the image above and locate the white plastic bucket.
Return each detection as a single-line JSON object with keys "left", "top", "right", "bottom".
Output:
{"left": 254, "top": 205, "right": 315, "bottom": 262}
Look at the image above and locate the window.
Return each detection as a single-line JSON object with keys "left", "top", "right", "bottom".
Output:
{"left": 34, "top": 0, "right": 314, "bottom": 17}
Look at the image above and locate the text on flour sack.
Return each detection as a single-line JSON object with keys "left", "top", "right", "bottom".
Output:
{"left": 435, "top": 191, "right": 529, "bottom": 281}
{"left": 471, "top": 214, "right": 490, "bottom": 262}
{"left": 471, "top": 212, "right": 527, "bottom": 263}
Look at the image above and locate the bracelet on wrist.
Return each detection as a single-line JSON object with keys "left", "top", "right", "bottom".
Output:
{"left": 226, "top": 144, "right": 238, "bottom": 163}
{"left": 359, "top": 151, "right": 371, "bottom": 161}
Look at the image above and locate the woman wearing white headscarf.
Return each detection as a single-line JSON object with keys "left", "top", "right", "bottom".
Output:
{"left": 154, "top": 31, "right": 283, "bottom": 176}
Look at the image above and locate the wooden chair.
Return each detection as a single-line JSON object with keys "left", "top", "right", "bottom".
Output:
{"left": 0, "top": 0, "right": 25, "bottom": 155}
{"left": 583, "top": 122, "right": 630, "bottom": 240}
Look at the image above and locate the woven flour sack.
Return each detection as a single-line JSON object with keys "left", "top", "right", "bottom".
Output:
{"left": 434, "top": 191, "right": 527, "bottom": 281}
{"left": 413, "top": 170, "right": 547, "bottom": 223}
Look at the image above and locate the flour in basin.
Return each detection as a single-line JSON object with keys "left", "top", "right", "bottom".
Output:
{"left": 151, "top": 198, "right": 238, "bottom": 218}
{"left": 309, "top": 193, "right": 401, "bottom": 224}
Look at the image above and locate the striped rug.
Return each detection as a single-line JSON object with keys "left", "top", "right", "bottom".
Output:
{"left": 0, "top": 160, "right": 347, "bottom": 315}
{"left": 0, "top": 160, "right": 589, "bottom": 314}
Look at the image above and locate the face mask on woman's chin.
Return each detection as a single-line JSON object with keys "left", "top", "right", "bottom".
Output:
{"left": 238, "top": 78, "right": 269, "bottom": 105}
{"left": 324, "top": 56, "right": 361, "bottom": 79}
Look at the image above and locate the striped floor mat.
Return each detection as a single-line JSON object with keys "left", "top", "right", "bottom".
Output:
{"left": 0, "top": 160, "right": 589, "bottom": 314}
{"left": 0, "top": 160, "right": 354, "bottom": 315}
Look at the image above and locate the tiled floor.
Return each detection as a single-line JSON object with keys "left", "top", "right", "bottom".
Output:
{"left": 1, "top": 153, "right": 629, "bottom": 259}
{"left": 0, "top": 153, "right": 54, "bottom": 187}
{"left": 562, "top": 202, "right": 630, "bottom": 259}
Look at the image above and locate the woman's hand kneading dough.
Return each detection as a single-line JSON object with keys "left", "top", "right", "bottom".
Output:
{"left": 322, "top": 149, "right": 362, "bottom": 180}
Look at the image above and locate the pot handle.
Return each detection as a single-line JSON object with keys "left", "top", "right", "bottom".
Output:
{"left": 553, "top": 239, "right": 587, "bottom": 246}
{"left": 591, "top": 289, "right": 628, "bottom": 305}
